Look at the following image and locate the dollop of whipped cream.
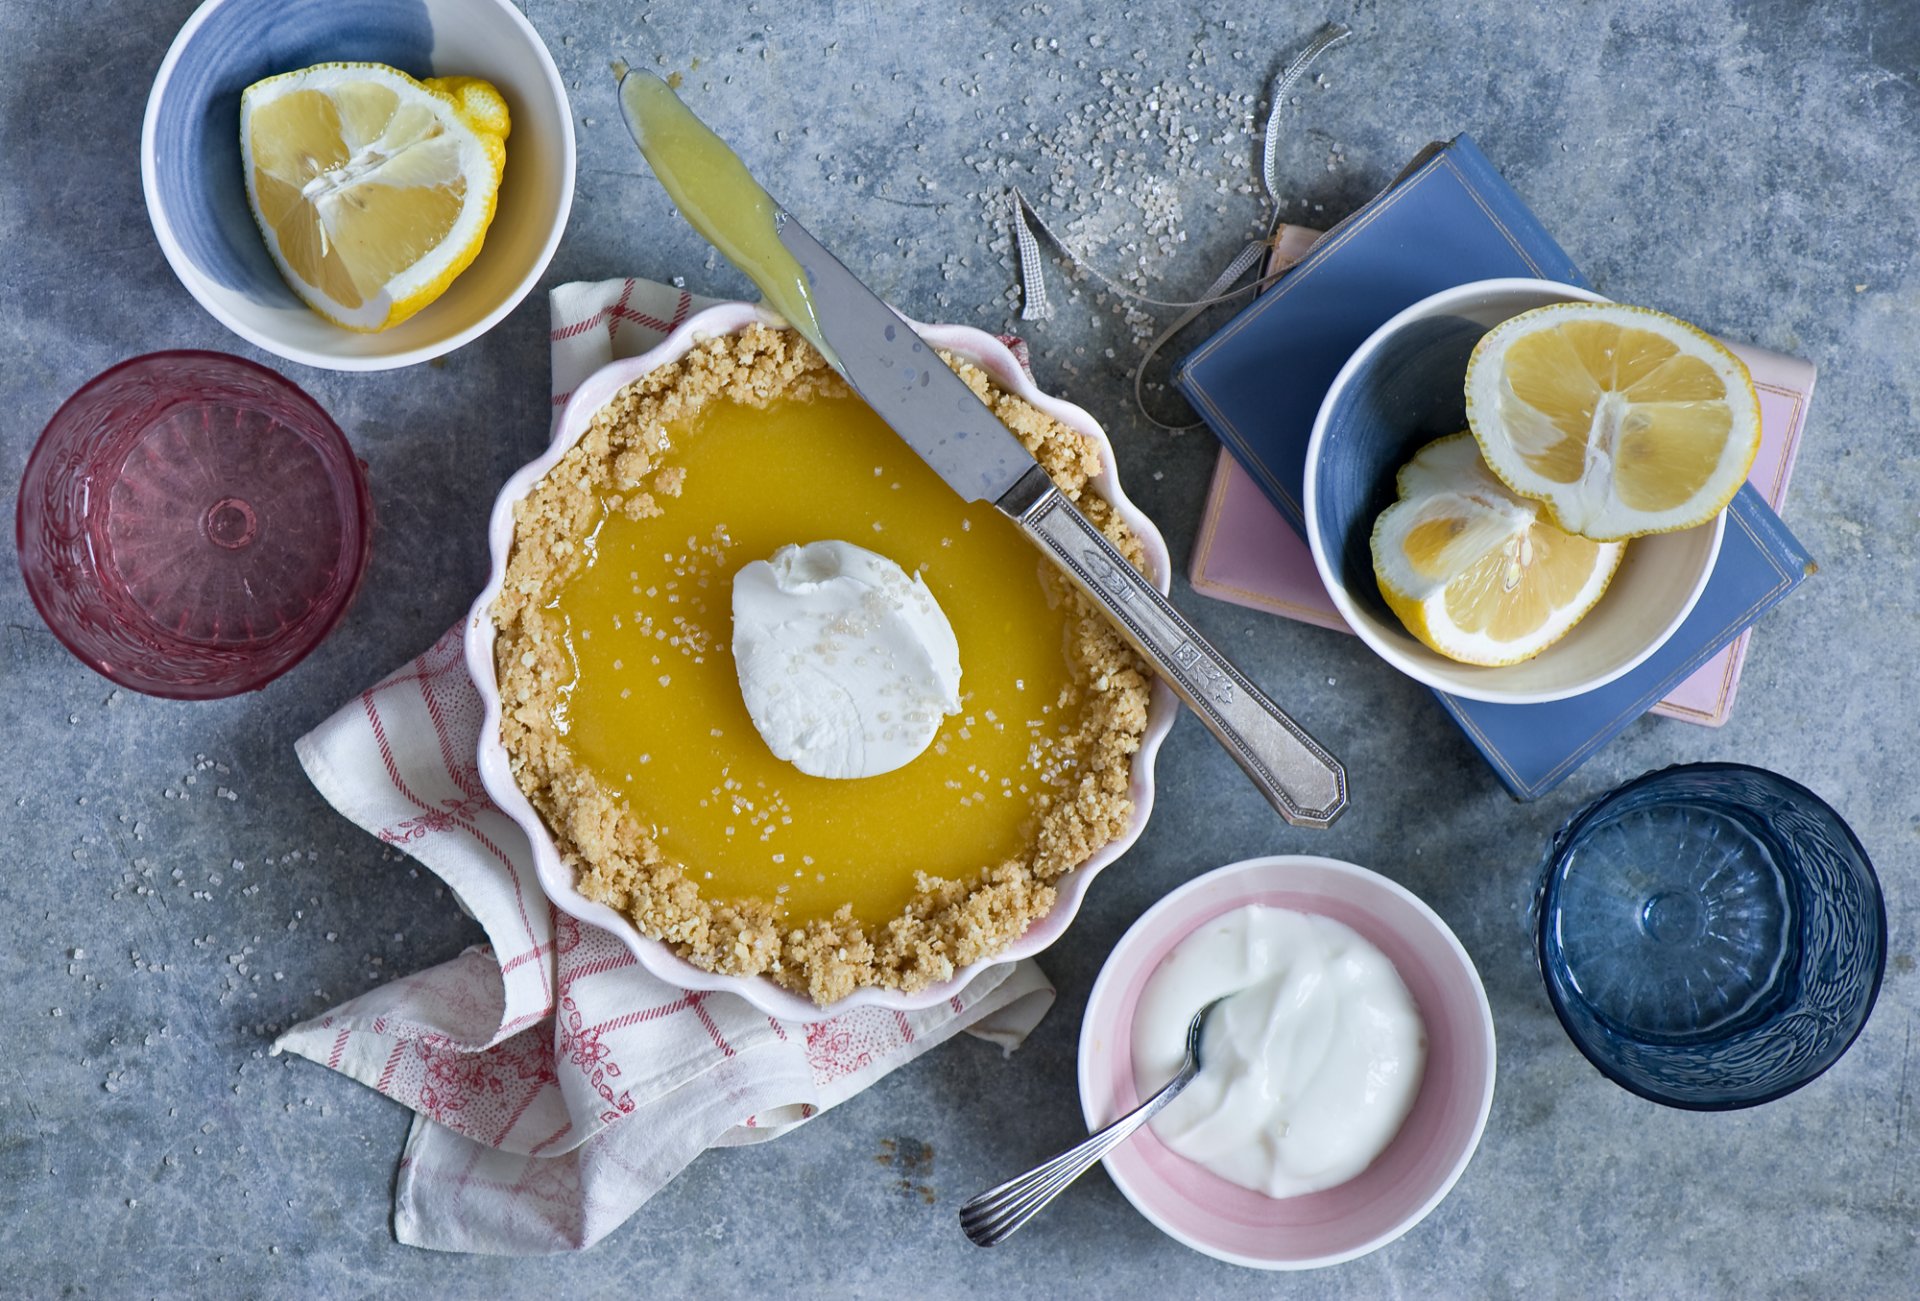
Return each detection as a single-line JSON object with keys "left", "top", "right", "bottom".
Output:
{"left": 731, "top": 540, "right": 962, "bottom": 780}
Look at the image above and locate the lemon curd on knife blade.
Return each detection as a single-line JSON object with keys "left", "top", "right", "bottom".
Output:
{"left": 493, "top": 327, "right": 1152, "bottom": 1003}
{"left": 617, "top": 69, "right": 830, "bottom": 360}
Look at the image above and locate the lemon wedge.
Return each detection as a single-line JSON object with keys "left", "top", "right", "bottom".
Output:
{"left": 1464, "top": 302, "right": 1760, "bottom": 541}
{"left": 1371, "top": 433, "right": 1627, "bottom": 666}
{"left": 240, "top": 63, "right": 509, "bottom": 332}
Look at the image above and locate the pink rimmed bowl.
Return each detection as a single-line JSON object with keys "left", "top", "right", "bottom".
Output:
{"left": 1079, "top": 855, "right": 1496, "bottom": 1270}
{"left": 466, "top": 302, "right": 1177, "bottom": 1020}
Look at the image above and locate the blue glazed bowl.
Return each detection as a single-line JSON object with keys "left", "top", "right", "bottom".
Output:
{"left": 1302, "top": 278, "right": 1725, "bottom": 704}
{"left": 1535, "top": 763, "right": 1886, "bottom": 1110}
{"left": 141, "top": 0, "right": 574, "bottom": 370}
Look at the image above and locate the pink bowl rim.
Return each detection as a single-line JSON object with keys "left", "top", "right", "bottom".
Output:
{"left": 1077, "top": 854, "right": 1497, "bottom": 1270}
{"left": 464, "top": 301, "right": 1177, "bottom": 1021}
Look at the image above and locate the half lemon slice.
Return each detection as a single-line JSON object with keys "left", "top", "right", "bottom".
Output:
{"left": 1464, "top": 302, "right": 1760, "bottom": 541}
{"left": 240, "top": 63, "right": 509, "bottom": 332}
{"left": 1371, "top": 433, "right": 1627, "bottom": 666}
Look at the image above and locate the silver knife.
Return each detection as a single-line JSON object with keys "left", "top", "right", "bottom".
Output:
{"left": 620, "top": 72, "right": 1346, "bottom": 827}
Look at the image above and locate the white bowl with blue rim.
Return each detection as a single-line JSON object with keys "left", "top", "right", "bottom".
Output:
{"left": 141, "top": 0, "right": 574, "bottom": 371}
{"left": 1303, "top": 278, "right": 1725, "bottom": 705}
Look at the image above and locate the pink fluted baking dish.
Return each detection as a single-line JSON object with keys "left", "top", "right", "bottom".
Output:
{"left": 465, "top": 302, "right": 1177, "bottom": 1020}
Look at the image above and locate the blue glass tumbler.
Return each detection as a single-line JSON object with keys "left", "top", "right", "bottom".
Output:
{"left": 1535, "top": 763, "right": 1885, "bottom": 1110}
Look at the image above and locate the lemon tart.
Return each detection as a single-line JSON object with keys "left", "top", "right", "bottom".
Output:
{"left": 493, "top": 326, "right": 1152, "bottom": 1004}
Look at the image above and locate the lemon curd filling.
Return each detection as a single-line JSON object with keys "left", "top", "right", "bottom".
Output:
{"left": 617, "top": 70, "right": 830, "bottom": 359}
{"left": 551, "top": 390, "right": 1078, "bottom": 928}
{"left": 492, "top": 327, "right": 1153, "bottom": 1003}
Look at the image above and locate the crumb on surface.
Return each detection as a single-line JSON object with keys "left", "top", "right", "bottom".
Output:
{"left": 494, "top": 326, "right": 1151, "bottom": 1006}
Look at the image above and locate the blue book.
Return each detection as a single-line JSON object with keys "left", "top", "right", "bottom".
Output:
{"left": 1172, "top": 135, "right": 1815, "bottom": 798}
{"left": 1178, "top": 136, "right": 1586, "bottom": 535}
{"left": 1432, "top": 499, "right": 1814, "bottom": 797}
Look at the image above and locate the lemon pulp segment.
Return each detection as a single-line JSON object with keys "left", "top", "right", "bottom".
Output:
{"left": 1371, "top": 433, "right": 1626, "bottom": 665}
{"left": 1465, "top": 302, "right": 1760, "bottom": 541}
{"left": 241, "top": 64, "right": 508, "bottom": 332}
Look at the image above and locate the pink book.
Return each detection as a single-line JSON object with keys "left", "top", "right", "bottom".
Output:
{"left": 1188, "top": 227, "right": 1817, "bottom": 727}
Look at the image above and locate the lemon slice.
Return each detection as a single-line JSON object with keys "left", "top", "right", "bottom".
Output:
{"left": 1464, "top": 302, "right": 1760, "bottom": 541}
{"left": 1371, "top": 434, "right": 1627, "bottom": 666}
{"left": 240, "top": 63, "right": 509, "bottom": 332}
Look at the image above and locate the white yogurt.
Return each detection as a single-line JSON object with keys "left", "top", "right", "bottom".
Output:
{"left": 1131, "top": 904, "right": 1426, "bottom": 1199}
{"left": 731, "top": 539, "right": 962, "bottom": 780}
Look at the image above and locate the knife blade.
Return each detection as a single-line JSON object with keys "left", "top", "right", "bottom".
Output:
{"left": 777, "top": 217, "right": 1037, "bottom": 504}
{"left": 619, "top": 69, "right": 1347, "bottom": 827}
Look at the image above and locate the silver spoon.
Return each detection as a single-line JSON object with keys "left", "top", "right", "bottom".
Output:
{"left": 958, "top": 996, "right": 1227, "bottom": 1247}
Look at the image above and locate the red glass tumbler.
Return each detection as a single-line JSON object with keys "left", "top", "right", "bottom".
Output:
{"left": 16, "top": 351, "right": 373, "bottom": 699}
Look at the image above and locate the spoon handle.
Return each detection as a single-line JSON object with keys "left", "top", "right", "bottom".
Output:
{"left": 957, "top": 1060, "right": 1198, "bottom": 1248}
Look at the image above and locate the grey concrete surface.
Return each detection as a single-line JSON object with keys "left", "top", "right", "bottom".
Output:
{"left": 2, "top": 0, "right": 1915, "bottom": 1296}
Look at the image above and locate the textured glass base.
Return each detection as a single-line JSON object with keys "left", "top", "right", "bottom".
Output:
{"left": 1554, "top": 801, "right": 1794, "bottom": 1041}
{"left": 106, "top": 398, "right": 343, "bottom": 646}
{"left": 1536, "top": 764, "right": 1885, "bottom": 1110}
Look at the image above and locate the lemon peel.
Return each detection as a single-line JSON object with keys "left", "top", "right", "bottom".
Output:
{"left": 1371, "top": 433, "right": 1626, "bottom": 666}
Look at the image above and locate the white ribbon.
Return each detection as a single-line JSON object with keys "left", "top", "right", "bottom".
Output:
{"left": 1009, "top": 22, "right": 1353, "bottom": 430}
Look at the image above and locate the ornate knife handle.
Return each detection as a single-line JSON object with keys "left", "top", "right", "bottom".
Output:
{"left": 1005, "top": 469, "right": 1348, "bottom": 829}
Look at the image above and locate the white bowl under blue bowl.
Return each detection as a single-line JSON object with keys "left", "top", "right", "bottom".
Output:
{"left": 142, "top": 0, "right": 574, "bottom": 371}
{"left": 1303, "top": 278, "right": 1726, "bottom": 705}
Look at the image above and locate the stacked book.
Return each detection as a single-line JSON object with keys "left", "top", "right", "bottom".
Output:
{"left": 1174, "top": 136, "right": 1815, "bottom": 799}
